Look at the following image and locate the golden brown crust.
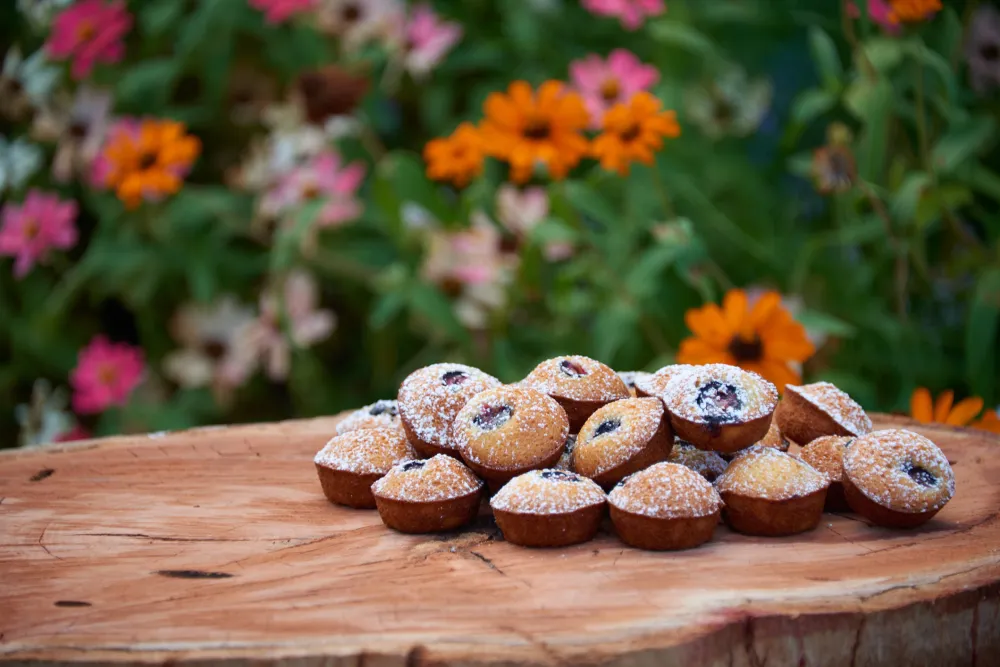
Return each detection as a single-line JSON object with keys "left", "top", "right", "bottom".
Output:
{"left": 521, "top": 356, "right": 629, "bottom": 431}
{"left": 610, "top": 507, "right": 719, "bottom": 550}
{"left": 633, "top": 364, "right": 696, "bottom": 398}
{"left": 315, "top": 467, "right": 381, "bottom": 509}
{"left": 719, "top": 489, "right": 827, "bottom": 536}
{"left": 842, "top": 476, "right": 941, "bottom": 529}
{"left": 493, "top": 504, "right": 604, "bottom": 547}
{"left": 574, "top": 398, "right": 674, "bottom": 489}
{"left": 374, "top": 489, "right": 482, "bottom": 534}
{"left": 670, "top": 412, "right": 774, "bottom": 454}
{"left": 774, "top": 383, "right": 871, "bottom": 446}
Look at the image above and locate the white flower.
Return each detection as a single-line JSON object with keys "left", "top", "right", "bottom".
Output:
{"left": 33, "top": 85, "right": 112, "bottom": 182}
{"left": 17, "top": 0, "right": 73, "bottom": 29}
{"left": 685, "top": 67, "right": 772, "bottom": 139}
{"left": 316, "top": 0, "right": 404, "bottom": 52}
{"left": 0, "top": 136, "right": 43, "bottom": 194}
{"left": 14, "top": 380, "right": 74, "bottom": 448}
{"left": 2, "top": 46, "right": 60, "bottom": 109}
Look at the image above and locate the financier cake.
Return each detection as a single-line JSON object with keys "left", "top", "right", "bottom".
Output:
{"left": 617, "top": 371, "right": 651, "bottom": 398}
{"left": 725, "top": 421, "right": 790, "bottom": 461}
{"left": 397, "top": 363, "right": 501, "bottom": 458}
{"left": 667, "top": 441, "right": 728, "bottom": 483}
{"left": 490, "top": 469, "right": 606, "bottom": 547}
{"left": 335, "top": 399, "right": 403, "bottom": 436}
{"left": 372, "top": 454, "right": 484, "bottom": 533}
{"left": 714, "top": 445, "right": 829, "bottom": 536}
{"left": 453, "top": 386, "right": 569, "bottom": 487}
{"left": 573, "top": 397, "right": 674, "bottom": 489}
{"left": 841, "top": 429, "right": 955, "bottom": 528}
{"left": 609, "top": 462, "right": 723, "bottom": 550}
{"left": 662, "top": 364, "right": 778, "bottom": 453}
{"left": 800, "top": 435, "right": 854, "bottom": 511}
{"left": 633, "top": 364, "right": 695, "bottom": 399}
{"left": 775, "top": 381, "right": 872, "bottom": 445}
{"left": 520, "top": 355, "right": 630, "bottom": 432}
{"left": 314, "top": 427, "right": 415, "bottom": 508}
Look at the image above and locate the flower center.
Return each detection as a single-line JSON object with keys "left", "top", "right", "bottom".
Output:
{"left": 77, "top": 20, "right": 96, "bottom": 42}
{"left": 138, "top": 151, "right": 158, "bottom": 170}
{"left": 203, "top": 340, "right": 227, "bottom": 361}
{"left": 22, "top": 217, "right": 40, "bottom": 240}
{"left": 728, "top": 335, "right": 763, "bottom": 362}
{"left": 620, "top": 122, "right": 641, "bottom": 142}
{"left": 341, "top": 2, "right": 361, "bottom": 23}
{"left": 713, "top": 99, "right": 734, "bottom": 124}
{"left": 600, "top": 77, "right": 620, "bottom": 102}
{"left": 522, "top": 117, "right": 551, "bottom": 141}
{"left": 982, "top": 44, "right": 999, "bottom": 62}
{"left": 302, "top": 182, "right": 321, "bottom": 199}
{"left": 97, "top": 363, "right": 118, "bottom": 387}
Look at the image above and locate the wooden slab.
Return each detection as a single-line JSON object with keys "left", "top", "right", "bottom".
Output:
{"left": 1, "top": 414, "right": 998, "bottom": 666}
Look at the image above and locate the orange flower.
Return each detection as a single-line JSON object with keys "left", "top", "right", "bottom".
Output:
{"left": 972, "top": 409, "right": 1000, "bottom": 435}
{"left": 887, "top": 0, "right": 942, "bottom": 24}
{"left": 677, "top": 289, "right": 816, "bottom": 391}
{"left": 910, "top": 388, "right": 1000, "bottom": 434}
{"left": 423, "top": 122, "right": 484, "bottom": 188}
{"left": 479, "top": 80, "right": 590, "bottom": 184}
{"left": 591, "top": 91, "right": 680, "bottom": 176}
{"left": 102, "top": 119, "right": 200, "bottom": 209}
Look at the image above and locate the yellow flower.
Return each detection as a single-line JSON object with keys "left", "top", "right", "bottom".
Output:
{"left": 591, "top": 91, "right": 680, "bottom": 176}
{"left": 423, "top": 122, "right": 484, "bottom": 188}
{"left": 677, "top": 289, "right": 816, "bottom": 391}
{"left": 479, "top": 80, "right": 590, "bottom": 184}
{"left": 910, "top": 388, "right": 1000, "bottom": 434}
{"left": 102, "top": 119, "right": 200, "bottom": 209}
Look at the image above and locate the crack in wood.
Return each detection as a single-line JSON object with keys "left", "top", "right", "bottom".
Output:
{"left": 76, "top": 532, "right": 256, "bottom": 543}
{"left": 468, "top": 551, "right": 505, "bottom": 576}
{"left": 859, "top": 510, "right": 1000, "bottom": 558}
{"left": 826, "top": 523, "right": 876, "bottom": 553}
{"left": 29, "top": 468, "right": 54, "bottom": 482}
{"left": 54, "top": 600, "right": 92, "bottom": 607}
{"left": 156, "top": 570, "right": 234, "bottom": 579}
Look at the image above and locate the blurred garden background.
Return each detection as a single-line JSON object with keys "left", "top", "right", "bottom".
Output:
{"left": 1, "top": 0, "right": 998, "bottom": 449}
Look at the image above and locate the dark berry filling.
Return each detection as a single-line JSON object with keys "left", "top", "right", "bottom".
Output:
{"left": 704, "top": 470, "right": 719, "bottom": 483}
{"left": 695, "top": 380, "right": 742, "bottom": 422}
{"left": 904, "top": 464, "right": 937, "bottom": 487}
{"left": 472, "top": 404, "right": 513, "bottom": 431}
{"left": 369, "top": 401, "right": 397, "bottom": 417}
{"left": 541, "top": 470, "right": 580, "bottom": 482}
{"left": 441, "top": 370, "right": 469, "bottom": 386}
{"left": 401, "top": 460, "right": 426, "bottom": 472}
{"left": 593, "top": 418, "right": 621, "bottom": 437}
{"left": 559, "top": 359, "right": 588, "bottom": 377}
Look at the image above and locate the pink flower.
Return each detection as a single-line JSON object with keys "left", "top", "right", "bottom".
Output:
{"left": 581, "top": 0, "right": 665, "bottom": 30}
{"left": 496, "top": 184, "right": 573, "bottom": 261}
{"left": 0, "top": 190, "right": 78, "bottom": 278}
{"left": 261, "top": 150, "right": 365, "bottom": 228}
{"left": 249, "top": 0, "right": 314, "bottom": 24}
{"left": 848, "top": 1, "right": 900, "bottom": 33}
{"left": 54, "top": 425, "right": 92, "bottom": 443}
{"left": 46, "top": 0, "right": 132, "bottom": 80}
{"left": 570, "top": 49, "right": 660, "bottom": 127}
{"left": 239, "top": 271, "right": 336, "bottom": 381}
{"left": 70, "top": 336, "right": 145, "bottom": 414}
{"left": 403, "top": 4, "right": 462, "bottom": 77}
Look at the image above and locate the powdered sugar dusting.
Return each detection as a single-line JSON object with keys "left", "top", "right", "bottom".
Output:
{"left": 634, "top": 364, "right": 696, "bottom": 397}
{"left": 715, "top": 445, "right": 829, "bottom": 501}
{"left": 789, "top": 382, "right": 872, "bottom": 436}
{"left": 609, "top": 462, "right": 722, "bottom": 519}
{"left": 843, "top": 429, "right": 954, "bottom": 513}
{"left": 314, "top": 428, "right": 414, "bottom": 475}
{"left": 490, "top": 469, "right": 606, "bottom": 515}
{"left": 336, "top": 400, "right": 402, "bottom": 436}
{"left": 575, "top": 397, "right": 664, "bottom": 477}
{"left": 618, "top": 371, "right": 651, "bottom": 393}
{"left": 521, "top": 355, "right": 630, "bottom": 402}
{"left": 397, "top": 363, "right": 501, "bottom": 450}
{"left": 801, "top": 435, "right": 853, "bottom": 483}
{"left": 663, "top": 364, "right": 777, "bottom": 424}
{"left": 668, "top": 441, "right": 728, "bottom": 482}
{"left": 454, "top": 387, "right": 568, "bottom": 469}
{"left": 372, "top": 454, "right": 483, "bottom": 503}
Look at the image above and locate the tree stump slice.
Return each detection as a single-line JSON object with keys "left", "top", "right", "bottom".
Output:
{"left": 1, "top": 414, "right": 998, "bottom": 666}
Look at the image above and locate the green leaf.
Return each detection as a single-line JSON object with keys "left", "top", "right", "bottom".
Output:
{"left": 890, "top": 172, "right": 932, "bottom": 224}
{"left": 932, "top": 116, "right": 996, "bottom": 174}
{"left": 139, "top": 0, "right": 185, "bottom": 36}
{"left": 808, "top": 27, "right": 843, "bottom": 91}
{"left": 845, "top": 78, "right": 893, "bottom": 182}
{"left": 407, "top": 284, "right": 468, "bottom": 342}
{"left": 966, "top": 269, "right": 1000, "bottom": 400}
{"left": 563, "top": 182, "right": 618, "bottom": 229}
{"left": 796, "top": 309, "right": 856, "bottom": 338}
{"left": 791, "top": 89, "right": 836, "bottom": 125}
{"left": 593, "top": 302, "right": 639, "bottom": 363}
{"left": 369, "top": 291, "right": 407, "bottom": 329}
{"left": 115, "top": 59, "right": 178, "bottom": 109}
{"left": 648, "top": 20, "right": 722, "bottom": 62}
{"left": 862, "top": 38, "right": 904, "bottom": 72}
{"left": 374, "top": 151, "right": 454, "bottom": 227}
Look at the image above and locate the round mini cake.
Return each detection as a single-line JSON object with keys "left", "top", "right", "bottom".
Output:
{"left": 633, "top": 364, "right": 695, "bottom": 399}
{"left": 490, "top": 469, "right": 606, "bottom": 547}
{"left": 800, "top": 435, "right": 854, "bottom": 511}
{"left": 725, "top": 421, "right": 790, "bottom": 460}
{"left": 662, "top": 364, "right": 778, "bottom": 453}
{"left": 842, "top": 429, "right": 955, "bottom": 528}
{"left": 618, "top": 371, "right": 651, "bottom": 398}
{"left": 774, "top": 382, "right": 872, "bottom": 446}
{"left": 714, "top": 446, "right": 830, "bottom": 536}
{"left": 397, "top": 363, "right": 501, "bottom": 458}
{"left": 335, "top": 400, "right": 403, "bottom": 436}
{"left": 314, "top": 427, "right": 415, "bottom": 509}
{"left": 608, "top": 462, "right": 722, "bottom": 550}
{"left": 372, "top": 454, "right": 484, "bottom": 533}
{"left": 520, "top": 355, "right": 630, "bottom": 432}
{"left": 573, "top": 397, "right": 674, "bottom": 489}
{"left": 554, "top": 434, "right": 577, "bottom": 471}
{"left": 667, "top": 441, "right": 728, "bottom": 483}
{"left": 453, "top": 386, "right": 569, "bottom": 487}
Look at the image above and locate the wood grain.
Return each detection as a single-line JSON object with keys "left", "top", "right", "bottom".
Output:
{"left": 1, "top": 414, "right": 998, "bottom": 666}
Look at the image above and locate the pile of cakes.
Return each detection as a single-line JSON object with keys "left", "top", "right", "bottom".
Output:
{"left": 313, "top": 358, "right": 956, "bottom": 550}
